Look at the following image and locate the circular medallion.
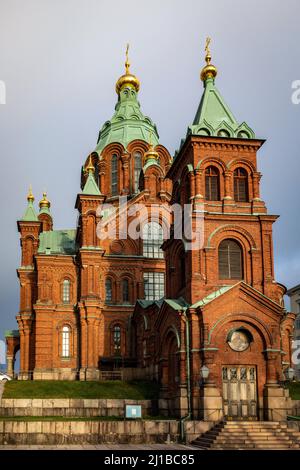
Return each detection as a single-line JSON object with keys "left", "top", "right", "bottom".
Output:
{"left": 228, "top": 330, "right": 249, "bottom": 352}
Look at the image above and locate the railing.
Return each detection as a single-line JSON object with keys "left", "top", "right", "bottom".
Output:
{"left": 99, "top": 370, "right": 123, "bottom": 381}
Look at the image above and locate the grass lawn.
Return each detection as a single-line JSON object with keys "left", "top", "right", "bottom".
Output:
{"left": 287, "top": 382, "right": 300, "bottom": 400}
{"left": 2, "top": 380, "right": 160, "bottom": 400}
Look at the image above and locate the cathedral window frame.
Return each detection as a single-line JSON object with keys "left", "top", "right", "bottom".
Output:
{"left": 233, "top": 167, "right": 249, "bottom": 202}
{"left": 111, "top": 154, "right": 118, "bottom": 196}
{"left": 121, "top": 277, "right": 130, "bottom": 303}
{"left": 133, "top": 151, "right": 142, "bottom": 193}
{"left": 218, "top": 238, "right": 243, "bottom": 280}
{"left": 62, "top": 278, "right": 71, "bottom": 304}
{"left": 205, "top": 165, "right": 220, "bottom": 201}
{"left": 105, "top": 277, "right": 113, "bottom": 303}
{"left": 61, "top": 325, "right": 71, "bottom": 358}
{"left": 142, "top": 221, "right": 164, "bottom": 259}
{"left": 143, "top": 271, "right": 165, "bottom": 300}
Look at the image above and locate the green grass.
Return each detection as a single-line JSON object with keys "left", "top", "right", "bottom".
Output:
{"left": 287, "top": 382, "right": 300, "bottom": 400}
{"left": 2, "top": 380, "right": 160, "bottom": 400}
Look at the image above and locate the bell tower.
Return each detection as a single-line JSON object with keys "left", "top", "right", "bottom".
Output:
{"left": 164, "top": 38, "right": 284, "bottom": 307}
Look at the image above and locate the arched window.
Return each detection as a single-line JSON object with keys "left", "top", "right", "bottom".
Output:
{"left": 113, "top": 325, "right": 121, "bottom": 356}
{"left": 134, "top": 152, "right": 142, "bottom": 193}
{"left": 111, "top": 154, "right": 118, "bottom": 196}
{"left": 205, "top": 166, "right": 220, "bottom": 201}
{"left": 142, "top": 222, "right": 164, "bottom": 258}
{"left": 105, "top": 278, "right": 112, "bottom": 302}
{"left": 218, "top": 239, "right": 243, "bottom": 280}
{"left": 122, "top": 279, "right": 129, "bottom": 302}
{"left": 62, "top": 279, "right": 70, "bottom": 303}
{"left": 62, "top": 326, "right": 70, "bottom": 357}
{"left": 234, "top": 168, "right": 248, "bottom": 202}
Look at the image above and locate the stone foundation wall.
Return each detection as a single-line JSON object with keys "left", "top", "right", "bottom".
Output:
{"left": 0, "top": 399, "right": 154, "bottom": 417}
{"left": 0, "top": 420, "right": 213, "bottom": 445}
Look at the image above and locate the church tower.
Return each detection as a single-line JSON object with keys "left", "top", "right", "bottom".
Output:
{"left": 133, "top": 39, "right": 295, "bottom": 421}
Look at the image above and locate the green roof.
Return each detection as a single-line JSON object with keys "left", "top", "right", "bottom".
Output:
{"left": 5, "top": 330, "right": 19, "bottom": 338}
{"left": 38, "top": 229, "right": 77, "bottom": 255}
{"left": 94, "top": 87, "right": 159, "bottom": 154}
{"left": 21, "top": 201, "right": 38, "bottom": 222}
{"left": 83, "top": 171, "right": 101, "bottom": 196}
{"left": 190, "top": 285, "right": 233, "bottom": 309}
{"left": 187, "top": 77, "right": 255, "bottom": 141}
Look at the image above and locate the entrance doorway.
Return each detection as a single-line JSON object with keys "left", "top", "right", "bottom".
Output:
{"left": 222, "top": 366, "right": 257, "bottom": 420}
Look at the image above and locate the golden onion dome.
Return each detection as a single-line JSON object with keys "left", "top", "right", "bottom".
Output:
{"left": 200, "top": 37, "right": 217, "bottom": 82}
{"left": 27, "top": 185, "right": 35, "bottom": 203}
{"left": 39, "top": 192, "right": 51, "bottom": 209}
{"left": 115, "top": 44, "right": 140, "bottom": 94}
{"left": 144, "top": 144, "right": 159, "bottom": 162}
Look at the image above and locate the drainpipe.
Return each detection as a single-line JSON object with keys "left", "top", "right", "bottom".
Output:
{"left": 180, "top": 309, "right": 191, "bottom": 443}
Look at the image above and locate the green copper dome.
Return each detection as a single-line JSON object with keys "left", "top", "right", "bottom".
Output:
{"left": 94, "top": 86, "right": 159, "bottom": 154}
{"left": 188, "top": 77, "right": 255, "bottom": 139}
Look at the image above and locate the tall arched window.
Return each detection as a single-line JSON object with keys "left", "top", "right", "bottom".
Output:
{"left": 62, "top": 326, "right": 70, "bottom": 357}
{"left": 234, "top": 168, "right": 248, "bottom": 202}
{"left": 134, "top": 152, "right": 142, "bottom": 193}
{"left": 205, "top": 166, "right": 220, "bottom": 201}
{"left": 111, "top": 154, "right": 118, "bottom": 196}
{"left": 122, "top": 279, "right": 129, "bottom": 302}
{"left": 219, "top": 239, "right": 243, "bottom": 280}
{"left": 113, "top": 325, "right": 121, "bottom": 356}
{"left": 105, "top": 278, "right": 112, "bottom": 302}
{"left": 142, "top": 222, "right": 164, "bottom": 258}
{"left": 62, "top": 279, "right": 70, "bottom": 303}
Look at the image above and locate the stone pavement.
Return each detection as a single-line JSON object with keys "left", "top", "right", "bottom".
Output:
{"left": 0, "top": 443, "right": 200, "bottom": 450}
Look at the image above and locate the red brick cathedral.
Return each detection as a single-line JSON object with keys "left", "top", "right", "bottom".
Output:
{"left": 6, "top": 42, "right": 295, "bottom": 420}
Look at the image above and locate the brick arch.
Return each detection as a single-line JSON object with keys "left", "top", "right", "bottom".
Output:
{"left": 207, "top": 224, "right": 257, "bottom": 250}
{"left": 208, "top": 312, "right": 273, "bottom": 349}
{"left": 100, "top": 142, "right": 125, "bottom": 160}
{"left": 160, "top": 328, "right": 180, "bottom": 391}
{"left": 197, "top": 157, "right": 227, "bottom": 173}
{"left": 227, "top": 158, "right": 256, "bottom": 173}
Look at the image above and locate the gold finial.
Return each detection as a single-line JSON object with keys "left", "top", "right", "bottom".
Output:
{"left": 201, "top": 37, "right": 217, "bottom": 82}
{"left": 86, "top": 154, "right": 95, "bottom": 174}
{"left": 205, "top": 37, "right": 211, "bottom": 64}
{"left": 39, "top": 191, "right": 51, "bottom": 209}
{"left": 125, "top": 43, "right": 130, "bottom": 74}
{"left": 27, "top": 185, "right": 34, "bottom": 203}
{"left": 144, "top": 130, "right": 159, "bottom": 161}
{"left": 115, "top": 44, "right": 140, "bottom": 94}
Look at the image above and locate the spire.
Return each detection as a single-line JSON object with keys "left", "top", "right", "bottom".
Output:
{"left": 95, "top": 45, "right": 158, "bottom": 154}
{"left": 184, "top": 38, "right": 255, "bottom": 141}
{"left": 22, "top": 186, "right": 38, "bottom": 221}
{"left": 39, "top": 191, "right": 51, "bottom": 215}
{"left": 115, "top": 44, "right": 140, "bottom": 95}
{"left": 83, "top": 155, "right": 101, "bottom": 196}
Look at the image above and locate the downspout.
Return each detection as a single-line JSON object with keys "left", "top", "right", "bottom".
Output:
{"left": 180, "top": 309, "right": 191, "bottom": 443}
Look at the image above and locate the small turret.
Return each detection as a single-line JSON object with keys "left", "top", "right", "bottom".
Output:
{"left": 38, "top": 192, "right": 53, "bottom": 231}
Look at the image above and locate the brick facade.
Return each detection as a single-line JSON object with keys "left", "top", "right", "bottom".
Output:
{"left": 7, "top": 46, "right": 295, "bottom": 420}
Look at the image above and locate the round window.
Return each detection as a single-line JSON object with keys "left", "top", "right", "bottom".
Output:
{"left": 228, "top": 330, "right": 250, "bottom": 352}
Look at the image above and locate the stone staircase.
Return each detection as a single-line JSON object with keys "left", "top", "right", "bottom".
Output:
{"left": 193, "top": 421, "right": 300, "bottom": 450}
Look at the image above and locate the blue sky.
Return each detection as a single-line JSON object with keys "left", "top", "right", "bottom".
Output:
{"left": 0, "top": 0, "right": 299, "bottom": 344}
